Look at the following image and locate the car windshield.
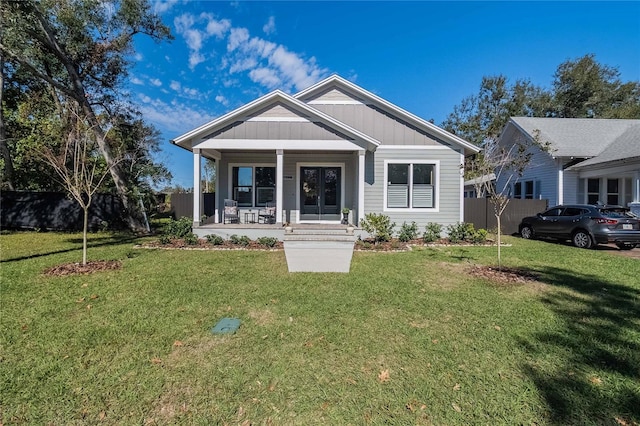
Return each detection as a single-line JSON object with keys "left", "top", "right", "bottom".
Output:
{"left": 599, "top": 208, "right": 639, "bottom": 219}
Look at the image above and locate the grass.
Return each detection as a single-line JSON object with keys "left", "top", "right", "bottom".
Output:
{"left": 1, "top": 231, "right": 639, "bottom": 425}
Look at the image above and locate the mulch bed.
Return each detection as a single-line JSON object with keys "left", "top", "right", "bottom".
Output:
{"left": 467, "top": 264, "right": 540, "bottom": 285}
{"left": 43, "top": 260, "right": 122, "bottom": 276}
{"left": 140, "top": 239, "right": 283, "bottom": 250}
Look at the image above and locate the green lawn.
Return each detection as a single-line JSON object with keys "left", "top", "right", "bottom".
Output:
{"left": 1, "top": 231, "right": 639, "bottom": 425}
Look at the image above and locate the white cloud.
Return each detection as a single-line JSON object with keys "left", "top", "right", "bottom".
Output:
{"left": 138, "top": 96, "right": 214, "bottom": 134}
{"left": 227, "top": 27, "right": 250, "bottom": 52}
{"left": 263, "top": 16, "right": 276, "bottom": 35}
{"left": 170, "top": 81, "right": 181, "bottom": 91}
{"left": 131, "top": 76, "right": 144, "bottom": 85}
{"left": 249, "top": 68, "right": 281, "bottom": 89}
{"left": 150, "top": 78, "right": 162, "bottom": 87}
{"left": 176, "top": 13, "right": 232, "bottom": 70}
{"left": 204, "top": 14, "right": 231, "bottom": 38}
{"left": 189, "top": 52, "right": 205, "bottom": 69}
{"left": 153, "top": 0, "right": 179, "bottom": 14}
{"left": 215, "top": 95, "right": 229, "bottom": 106}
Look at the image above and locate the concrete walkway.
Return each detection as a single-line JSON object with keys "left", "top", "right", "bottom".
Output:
{"left": 283, "top": 227, "right": 356, "bottom": 272}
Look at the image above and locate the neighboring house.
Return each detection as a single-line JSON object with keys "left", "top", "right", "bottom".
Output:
{"left": 463, "top": 173, "right": 495, "bottom": 198}
{"left": 172, "top": 75, "right": 480, "bottom": 236}
{"left": 497, "top": 117, "right": 640, "bottom": 208}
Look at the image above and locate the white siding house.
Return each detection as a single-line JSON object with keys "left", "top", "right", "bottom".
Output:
{"left": 497, "top": 117, "right": 640, "bottom": 211}
{"left": 172, "top": 75, "right": 480, "bottom": 238}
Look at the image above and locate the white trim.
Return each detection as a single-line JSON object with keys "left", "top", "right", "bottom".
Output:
{"left": 245, "top": 116, "right": 310, "bottom": 122}
{"left": 375, "top": 145, "right": 452, "bottom": 150}
{"left": 193, "top": 150, "right": 201, "bottom": 224}
{"left": 228, "top": 163, "right": 277, "bottom": 209}
{"left": 276, "top": 151, "right": 284, "bottom": 224}
{"left": 459, "top": 153, "right": 464, "bottom": 223}
{"left": 576, "top": 162, "right": 640, "bottom": 178}
{"left": 383, "top": 159, "right": 440, "bottom": 212}
{"left": 557, "top": 160, "right": 564, "bottom": 205}
{"left": 358, "top": 151, "right": 366, "bottom": 224}
{"left": 194, "top": 139, "right": 364, "bottom": 151}
{"left": 214, "top": 158, "right": 220, "bottom": 223}
{"left": 295, "top": 162, "right": 345, "bottom": 224}
{"left": 307, "top": 99, "right": 364, "bottom": 105}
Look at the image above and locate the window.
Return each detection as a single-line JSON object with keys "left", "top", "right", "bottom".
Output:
{"left": 587, "top": 178, "right": 600, "bottom": 204}
{"left": 562, "top": 207, "right": 586, "bottom": 217}
{"left": 543, "top": 207, "right": 563, "bottom": 217}
{"left": 232, "top": 165, "right": 276, "bottom": 207}
{"left": 386, "top": 162, "right": 436, "bottom": 209}
{"left": 513, "top": 182, "right": 522, "bottom": 199}
{"left": 607, "top": 178, "right": 619, "bottom": 205}
{"left": 525, "top": 181, "right": 534, "bottom": 199}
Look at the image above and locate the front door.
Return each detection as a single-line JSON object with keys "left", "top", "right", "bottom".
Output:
{"left": 300, "top": 167, "right": 341, "bottom": 221}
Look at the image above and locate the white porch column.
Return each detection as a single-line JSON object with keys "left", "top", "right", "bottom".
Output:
{"left": 633, "top": 170, "right": 640, "bottom": 203}
{"left": 193, "top": 148, "right": 202, "bottom": 226}
{"left": 557, "top": 160, "right": 564, "bottom": 205}
{"left": 214, "top": 158, "right": 221, "bottom": 223}
{"left": 276, "top": 149, "right": 284, "bottom": 224}
{"left": 358, "top": 150, "right": 366, "bottom": 224}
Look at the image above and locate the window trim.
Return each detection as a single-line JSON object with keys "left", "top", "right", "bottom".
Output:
{"left": 383, "top": 160, "right": 439, "bottom": 212}
{"left": 228, "top": 163, "right": 276, "bottom": 208}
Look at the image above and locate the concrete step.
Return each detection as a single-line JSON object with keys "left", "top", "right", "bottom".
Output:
{"left": 284, "top": 234, "right": 356, "bottom": 242}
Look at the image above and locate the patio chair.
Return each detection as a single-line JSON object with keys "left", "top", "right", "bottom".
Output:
{"left": 223, "top": 199, "right": 239, "bottom": 224}
{"left": 258, "top": 201, "right": 276, "bottom": 224}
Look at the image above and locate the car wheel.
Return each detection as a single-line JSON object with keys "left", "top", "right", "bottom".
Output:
{"left": 520, "top": 225, "right": 534, "bottom": 240}
{"left": 572, "top": 230, "right": 593, "bottom": 249}
{"left": 616, "top": 243, "right": 636, "bottom": 251}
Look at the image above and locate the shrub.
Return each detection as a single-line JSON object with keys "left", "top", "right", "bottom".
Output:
{"left": 230, "top": 234, "right": 251, "bottom": 246}
{"left": 206, "top": 234, "right": 224, "bottom": 245}
{"left": 423, "top": 222, "right": 443, "bottom": 243}
{"left": 184, "top": 232, "right": 199, "bottom": 245}
{"left": 359, "top": 213, "right": 395, "bottom": 243}
{"left": 398, "top": 221, "right": 419, "bottom": 242}
{"left": 163, "top": 217, "right": 192, "bottom": 239}
{"left": 471, "top": 228, "right": 488, "bottom": 244}
{"left": 446, "top": 222, "right": 476, "bottom": 243}
{"left": 257, "top": 236, "right": 278, "bottom": 248}
{"left": 158, "top": 234, "right": 172, "bottom": 245}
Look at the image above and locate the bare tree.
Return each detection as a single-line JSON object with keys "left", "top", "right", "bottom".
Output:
{"left": 470, "top": 131, "right": 551, "bottom": 267}
{"left": 41, "top": 111, "right": 117, "bottom": 265}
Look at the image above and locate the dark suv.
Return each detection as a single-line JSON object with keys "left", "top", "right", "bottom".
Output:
{"left": 518, "top": 204, "right": 640, "bottom": 250}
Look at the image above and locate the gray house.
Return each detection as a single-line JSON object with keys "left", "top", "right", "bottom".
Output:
{"left": 172, "top": 75, "right": 479, "bottom": 238}
{"left": 498, "top": 117, "right": 640, "bottom": 208}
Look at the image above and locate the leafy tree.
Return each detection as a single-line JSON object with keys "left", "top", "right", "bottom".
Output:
{"left": 552, "top": 54, "right": 640, "bottom": 118}
{"left": 0, "top": 0, "right": 172, "bottom": 231}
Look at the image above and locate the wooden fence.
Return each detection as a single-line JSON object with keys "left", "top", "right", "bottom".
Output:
{"left": 170, "top": 193, "right": 215, "bottom": 220}
{"left": 464, "top": 198, "right": 548, "bottom": 235}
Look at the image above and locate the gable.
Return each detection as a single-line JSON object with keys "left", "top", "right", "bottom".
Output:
{"left": 203, "top": 119, "right": 348, "bottom": 141}
{"left": 296, "top": 75, "right": 479, "bottom": 154}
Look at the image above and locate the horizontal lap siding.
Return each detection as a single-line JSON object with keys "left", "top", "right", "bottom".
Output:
{"left": 365, "top": 148, "right": 463, "bottom": 230}
{"left": 211, "top": 121, "right": 344, "bottom": 140}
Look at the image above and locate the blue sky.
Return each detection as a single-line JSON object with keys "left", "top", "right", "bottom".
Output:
{"left": 129, "top": 1, "right": 640, "bottom": 189}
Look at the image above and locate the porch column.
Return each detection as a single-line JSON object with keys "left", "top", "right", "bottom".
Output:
{"left": 193, "top": 148, "right": 202, "bottom": 226}
{"left": 557, "top": 160, "right": 564, "bottom": 205}
{"left": 358, "top": 150, "right": 365, "bottom": 224}
{"left": 276, "top": 149, "right": 284, "bottom": 224}
{"left": 633, "top": 170, "right": 640, "bottom": 203}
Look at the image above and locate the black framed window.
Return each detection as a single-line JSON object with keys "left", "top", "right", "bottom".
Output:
{"left": 525, "top": 181, "right": 534, "bottom": 199}
{"left": 232, "top": 166, "right": 276, "bottom": 207}
{"left": 514, "top": 182, "right": 522, "bottom": 199}
{"left": 386, "top": 162, "right": 435, "bottom": 209}
{"left": 587, "top": 178, "right": 600, "bottom": 204}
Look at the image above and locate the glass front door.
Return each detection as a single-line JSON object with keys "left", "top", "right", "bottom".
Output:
{"left": 300, "top": 167, "right": 341, "bottom": 221}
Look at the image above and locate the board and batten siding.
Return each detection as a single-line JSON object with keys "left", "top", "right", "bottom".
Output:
{"left": 365, "top": 147, "right": 463, "bottom": 230}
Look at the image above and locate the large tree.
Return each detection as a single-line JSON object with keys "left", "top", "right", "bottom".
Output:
{"left": 552, "top": 54, "right": 640, "bottom": 119}
{"left": 0, "top": 0, "right": 172, "bottom": 232}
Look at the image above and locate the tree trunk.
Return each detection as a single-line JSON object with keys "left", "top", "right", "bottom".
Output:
{"left": 82, "top": 205, "right": 88, "bottom": 265}
{"left": 0, "top": 52, "right": 15, "bottom": 190}
{"left": 496, "top": 213, "right": 502, "bottom": 270}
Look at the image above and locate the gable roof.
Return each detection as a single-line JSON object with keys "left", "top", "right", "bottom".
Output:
{"left": 507, "top": 117, "right": 640, "bottom": 158}
{"left": 568, "top": 122, "right": 640, "bottom": 169}
{"left": 295, "top": 75, "right": 480, "bottom": 155}
{"left": 171, "top": 89, "right": 381, "bottom": 151}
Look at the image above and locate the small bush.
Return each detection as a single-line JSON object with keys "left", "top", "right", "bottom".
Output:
{"left": 471, "top": 228, "right": 488, "bottom": 244}
{"left": 398, "top": 221, "right": 419, "bottom": 242}
{"left": 183, "top": 232, "right": 199, "bottom": 245}
{"left": 158, "top": 234, "right": 172, "bottom": 245}
{"left": 206, "top": 234, "right": 224, "bottom": 245}
{"left": 230, "top": 234, "right": 251, "bottom": 246}
{"left": 257, "top": 236, "right": 278, "bottom": 248}
{"left": 423, "top": 222, "right": 443, "bottom": 243}
{"left": 359, "top": 213, "right": 396, "bottom": 243}
{"left": 164, "top": 217, "right": 192, "bottom": 239}
{"left": 446, "top": 222, "right": 476, "bottom": 243}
